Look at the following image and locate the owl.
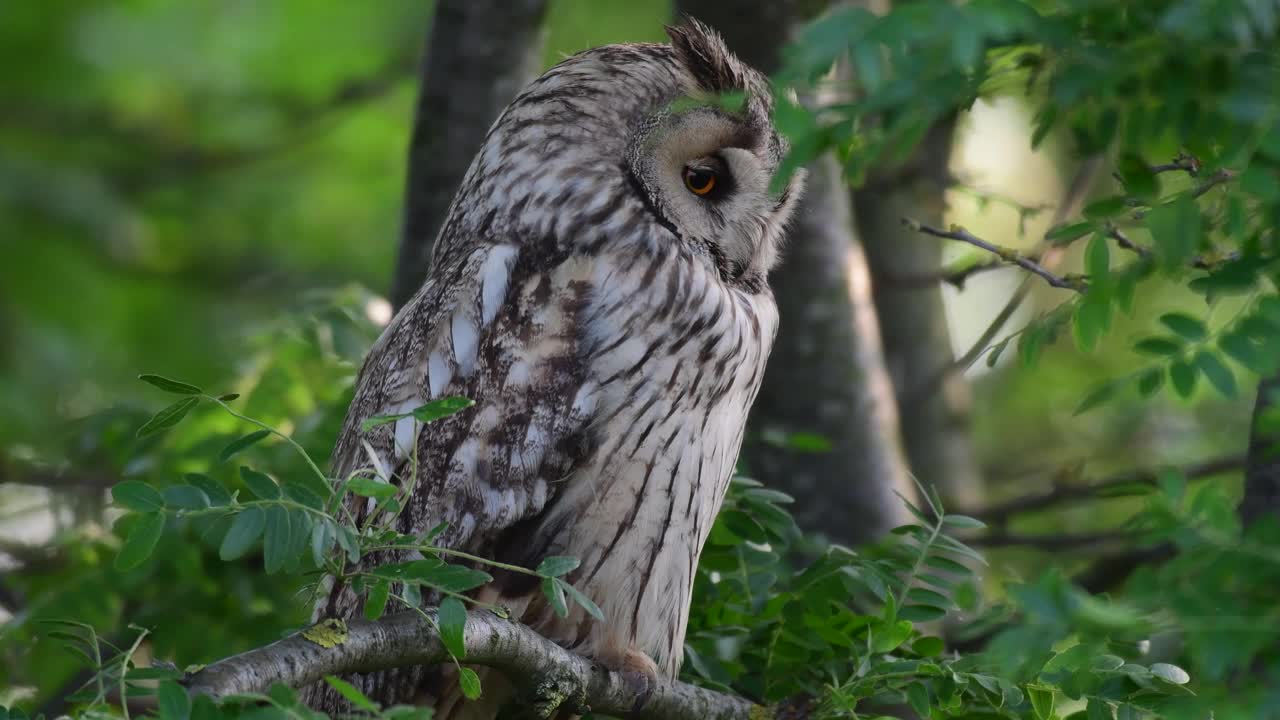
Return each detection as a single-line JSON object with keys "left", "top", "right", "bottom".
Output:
{"left": 306, "top": 19, "right": 804, "bottom": 717}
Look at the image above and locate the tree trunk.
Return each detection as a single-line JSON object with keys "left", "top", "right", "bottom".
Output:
{"left": 676, "top": 0, "right": 915, "bottom": 544}
{"left": 854, "top": 117, "right": 984, "bottom": 509}
{"left": 389, "top": 0, "right": 549, "bottom": 311}
{"left": 1241, "top": 371, "right": 1280, "bottom": 526}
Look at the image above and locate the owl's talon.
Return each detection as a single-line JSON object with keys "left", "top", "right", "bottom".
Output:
{"left": 618, "top": 650, "right": 659, "bottom": 712}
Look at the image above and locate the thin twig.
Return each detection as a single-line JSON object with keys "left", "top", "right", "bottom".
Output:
{"left": 967, "top": 530, "right": 1133, "bottom": 549}
{"left": 1191, "top": 168, "right": 1237, "bottom": 199}
{"left": 1106, "top": 225, "right": 1151, "bottom": 258}
{"left": 906, "top": 155, "right": 1105, "bottom": 405}
{"left": 902, "top": 219, "right": 1086, "bottom": 292}
{"left": 962, "top": 454, "right": 1245, "bottom": 525}
{"left": 879, "top": 258, "right": 1008, "bottom": 290}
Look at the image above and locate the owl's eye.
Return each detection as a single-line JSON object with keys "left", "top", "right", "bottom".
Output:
{"left": 683, "top": 165, "right": 718, "bottom": 196}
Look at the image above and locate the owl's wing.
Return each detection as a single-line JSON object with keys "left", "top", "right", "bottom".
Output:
{"left": 331, "top": 241, "right": 597, "bottom": 553}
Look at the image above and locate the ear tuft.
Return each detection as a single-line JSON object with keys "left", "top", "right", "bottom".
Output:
{"left": 665, "top": 15, "right": 772, "bottom": 124}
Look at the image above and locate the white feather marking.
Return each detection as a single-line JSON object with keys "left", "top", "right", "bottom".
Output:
{"left": 428, "top": 352, "right": 451, "bottom": 397}
{"left": 480, "top": 245, "right": 518, "bottom": 324}
{"left": 451, "top": 313, "right": 479, "bottom": 376}
{"left": 506, "top": 359, "right": 531, "bottom": 387}
{"left": 361, "top": 439, "right": 390, "bottom": 482}
{"left": 392, "top": 416, "right": 419, "bottom": 462}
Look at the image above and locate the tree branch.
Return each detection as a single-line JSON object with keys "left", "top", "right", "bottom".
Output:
{"left": 967, "top": 530, "right": 1132, "bottom": 550}
{"left": 965, "top": 454, "right": 1245, "bottom": 525}
{"left": 901, "top": 219, "right": 1085, "bottom": 292}
{"left": 186, "top": 610, "right": 757, "bottom": 720}
{"left": 907, "top": 154, "right": 1106, "bottom": 403}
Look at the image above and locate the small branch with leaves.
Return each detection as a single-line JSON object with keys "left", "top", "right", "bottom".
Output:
{"left": 900, "top": 219, "right": 1087, "bottom": 292}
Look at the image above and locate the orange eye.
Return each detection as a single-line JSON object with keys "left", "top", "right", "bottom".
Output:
{"left": 683, "top": 166, "right": 717, "bottom": 196}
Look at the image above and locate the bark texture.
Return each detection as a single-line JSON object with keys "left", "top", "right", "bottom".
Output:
{"left": 189, "top": 611, "right": 755, "bottom": 719}
{"left": 677, "top": 0, "right": 915, "bottom": 544}
{"left": 1241, "top": 371, "right": 1280, "bottom": 526}
{"left": 389, "top": 0, "right": 549, "bottom": 311}
{"left": 855, "top": 116, "right": 983, "bottom": 509}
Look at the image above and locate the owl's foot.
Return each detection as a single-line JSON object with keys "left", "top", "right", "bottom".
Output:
{"left": 616, "top": 649, "right": 659, "bottom": 712}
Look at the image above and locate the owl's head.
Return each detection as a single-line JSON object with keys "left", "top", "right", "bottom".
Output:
{"left": 441, "top": 18, "right": 804, "bottom": 289}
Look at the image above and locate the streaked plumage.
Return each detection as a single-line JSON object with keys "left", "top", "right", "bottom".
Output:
{"left": 307, "top": 19, "right": 803, "bottom": 716}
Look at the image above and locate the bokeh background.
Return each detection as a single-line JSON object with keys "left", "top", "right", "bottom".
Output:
{"left": 0, "top": 0, "right": 1263, "bottom": 712}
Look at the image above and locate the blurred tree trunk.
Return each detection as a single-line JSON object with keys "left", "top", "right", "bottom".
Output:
{"left": 676, "top": 0, "right": 915, "bottom": 544}
{"left": 389, "top": 0, "right": 549, "bottom": 311}
{"left": 854, "top": 119, "right": 984, "bottom": 509}
{"left": 1241, "top": 371, "right": 1280, "bottom": 525}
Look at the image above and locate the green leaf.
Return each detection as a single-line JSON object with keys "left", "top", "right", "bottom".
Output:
{"left": 240, "top": 466, "right": 281, "bottom": 500}
{"left": 1118, "top": 153, "right": 1159, "bottom": 200}
{"left": 157, "top": 681, "right": 191, "bottom": 720}
{"left": 543, "top": 576, "right": 568, "bottom": 618}
{"left": 1045, "top": 221, "right": 1093, "bottom": 244}
{"left": 912, "top": 636, "right": 944, "bottom": 657}
{"left": 1194, "top": 351, "right": 1237, "bottom": 397}
{"left": 899, "top": 604, "right": 947, "bottom": 622}
{"left": 116, "top": 512, "right": 165, "bottom": 570}
{"left": 366, "top": 579, "right": 390, "bottom": 620}
{"left": 347, "top": 477, "right": 398, "bottom": 500}
{"left": 137, "top": 397, "right": 200, "bottom": 438}
{"left": 1027, "top": 684, "right": 1055, "bottom": 720}
{"left": 536, "top": 556, "right": 580, "bottom": 577}
{"left": 337, "top": 526, "right": 361, "bottom": 563}
{"left": 219, "top": 507, "right": 266, "bottom": 561}
{"left": 1073, "top": 381, "right": 1118, "bottom": 416}
{"left": 112, "top": 480, "right": 165, "bottom": 513}
{"left": 907, "top": 587, "right": 950, "bottom": 607}
{"left": 1073, "top": 290, "right": 1112, "bottom": 352}
{"left": 284, "top": 481, "right": 326, "bottom": 511}
{"left": 1220, "top": 332, "right": 1270, "bottom": 373}
{"left": 375, "top": 561, "right": 492, "bottom": 593}
{"left": 138, "top": 374, "right": 203, "bottom": 395}
{"left": 323, "top": 676, "right": 380, "bottom": 713}
{"left": 185, "top": 473, "right": 232, "bottom": 506}
{"left": 925, "top": 555, "right": 970, "bottom": 574}
{"left": 1145, "top": 195, "right": 1201, "bottom": 271}
{"left": 1160, "top": 312, "right": 1207, "bottom": 341}
{"left": 1086, "top": 697, "right": 1112, "bottom": 720}
{"left": 162, "top": 485, "right": 210, "bottom": 510}
{"left": 559, "top": 579, "right": 604, "bottom": 621}
{"left": 411, "top": 397, "right": 475, "bottom": 423}
{"left": 1085, "top": 232, "right": 1111, "bottom": 279}
{"left": 906, "top": 682, "right": 930, "bottom": 718}
{"left": 311, "top": 520, "right": 333, "bottom": 567}
{"left": 986, "top": 337, "right": 1010, "bottom": 367}
{"left": 872, "top": 620, "right": 913, "bottom": 653}
{"left": 1170, "top": 360, "right": 1198, "bottom": 398}
{"left": 1137, "top": 367, "right": 1165, "bottom": 397}
{"left": 1134, "top": 337, "right": 1184, "bottom": 356}
{"left": 1083, "top": 196, "right": 1126, "bottom": 221}
{"left": 359, "top": 414, "right": 405, "bottom": 432}
{"left": 219, "top": 430, "right": 272, "bottom": 462}
{"left": 438, "top": 597, "right": 468, "bottom": 659}
{"left": 942, "top": 514, "right": 986, "bottom": 530}
{"left": 263, "top": 505, "right": 292, "bottom": 574}
{"left": 1150, "top": 663, "right": 1190, "bottom": 684}
{"left": 457, "top": 667, "right": 482, "bottom": 701}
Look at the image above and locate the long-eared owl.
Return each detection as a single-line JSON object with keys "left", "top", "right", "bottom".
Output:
{"left": 307, "top": 18, "right": 804, "bottom": 717}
